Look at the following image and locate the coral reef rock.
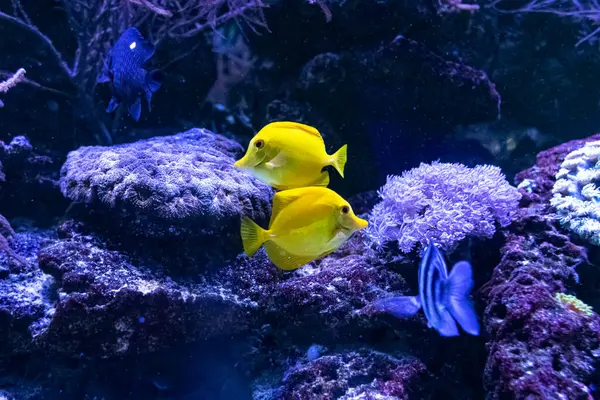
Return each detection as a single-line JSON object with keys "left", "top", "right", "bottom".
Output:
{"left": 483, "top": 134, "right": 600, "bottom": 399}
{"left": 60, "top": 128, "right": 272, "bottom": 238}
{"left": 35, "top": 224, "right": 261, "bottom": 358}
{"left": 270, "top": 349, "right": 429, "bottom": 400}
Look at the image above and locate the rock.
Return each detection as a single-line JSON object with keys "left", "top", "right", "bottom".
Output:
{"left": 270, "top": 349, "right": 429, "bottom": 400}
{"left": 0, "top": 136, "right": 65, "bottom": 222}
{"left": 298, "top": 36, "right": 501, "bottom": 128}
{"left": 0, "top": 224, "right": 56, "bottom": 362}
{"left": 482, "top": 135, "right": 600, "bottom": 399}
{"left": 35, "top": 224, "right": 261, "bottom": 358}
{"left": 59, "top": 129, "right": 272, "bottom": 268}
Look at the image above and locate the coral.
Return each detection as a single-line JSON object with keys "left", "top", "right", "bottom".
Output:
{"left": 555, "top": 293, "right": 595, "bottom": 317}
{"left": 0, "top": 68, "right": 26, "bottom": 108}
{"left": 60, "top": 128, "right": 272, "bottom": 239}
{"left": 0, "top": 225, "right": 56, "bottom": 362}
{"left": 366, "top": 161, "right": 521, "bottom": 253}
{"left": 482, "top": 134, "right": 600, "bottom": 400}
{"left": 550, "top": 140, "right": 600, "bottom": 246}
{"left": 0, "top": 214, "right": 27, "bottom": 266}
{"left": 272, "top": 349, "right": 429, "bottom": 400}
{"left": 488, "top": 0, "right": 600, "bottom": 46}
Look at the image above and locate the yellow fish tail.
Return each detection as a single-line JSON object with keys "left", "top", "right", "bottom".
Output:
{"left": 240, "top": 216, "right": 267, "bottom": 257}
{"left": 330, "top": 144, "right": 348, "bottom": 178}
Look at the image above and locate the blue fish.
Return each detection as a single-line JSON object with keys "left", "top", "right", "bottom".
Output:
{"left": 372, "top": 242, "right": 480, "bottom": 337}
{"left": 98, "top": 27, "right": 161, "bottom": 121}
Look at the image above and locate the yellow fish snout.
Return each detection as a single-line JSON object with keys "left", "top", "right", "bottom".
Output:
{"left": 354, "top": 216, "right": 369, "bottom": 230}
{"left": 233, "top": 158, "right": 245, "bottom": 169}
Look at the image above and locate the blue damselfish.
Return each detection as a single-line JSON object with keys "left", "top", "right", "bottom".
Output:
{"left": 98, "top": 27, "right": 161, "bottom": 121}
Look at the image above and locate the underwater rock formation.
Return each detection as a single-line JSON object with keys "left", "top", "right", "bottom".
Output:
{"left": 271, "top": 349, "right": 429, "bottom": 400}
{"left": 60, "top": 128, "right": 271, "bottom": 237}
{"left": 0, "top": 225, "right": 55, "bottom": 362}
{"left": 59, "top": 129, "right": 272, "bottom": 268}
{"left": 482, "top": 135, "right": 600, "bottom": 399}
{"left": 298, "top": 36, "right": 501, "bottom": 127}
{"left": 35, "top": 221, "right": 262, "bottom": 358}
{"left": 0, "top": 136, "right": 64, "bottom": 221}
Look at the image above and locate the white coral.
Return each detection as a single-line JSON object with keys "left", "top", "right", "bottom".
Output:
{"left": 551, "top": 140, "right": 600, "bottom": 245}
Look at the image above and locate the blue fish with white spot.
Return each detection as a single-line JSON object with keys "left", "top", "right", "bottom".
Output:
{"left": 372, "top": 242, "right": 480, "bottom": 337}
{"left": 98, "top": 27, "right": 161, "bottom": 121}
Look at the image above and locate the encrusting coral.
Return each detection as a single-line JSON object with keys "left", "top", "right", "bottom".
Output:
{"left": 550, "top": 140, "right": 600, "bottom": 245}
{"left": 366, "top": 161, "right": 521, "bottom": 253}
{"left": 555, "top": 293, "right": 594, "bottom": 317}
{"left": 60, "top": 128, "right": 272, "bottom": 238}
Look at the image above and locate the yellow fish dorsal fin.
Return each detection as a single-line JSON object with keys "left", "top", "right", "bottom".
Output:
{"left": 264, "top": 241, "right": 316, "bottom": 270}
{"left": 267, "top": 121, "right": 324, "bottom": 143}
{"left": 269, "top": 186, "right": 330, "bottom": 227}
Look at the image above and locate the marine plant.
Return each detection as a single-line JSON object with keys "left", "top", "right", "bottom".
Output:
{"left": 366, "top": 161, "right": 521, "bottom": 253}
{"left": 550, "top": 140, "right": 600, "bottom": 246}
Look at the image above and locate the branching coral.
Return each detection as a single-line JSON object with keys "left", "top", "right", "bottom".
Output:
{"left": 0, "top": 214, "right": 27, "bottom": 266}
{"left": 550, "top": 140, "right": 600, "bottom": 245}
{"left": 487, "top": 0, "right": 600, "bottom": 46}
{"left": 366, "top": 161, "right": 521, "bottom": 253}
{"left": 0, "top": 68, "right": 26, "bottom": 108}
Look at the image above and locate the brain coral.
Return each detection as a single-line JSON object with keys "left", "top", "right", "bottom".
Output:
{"left": 550, "top": 140, "right": 600, "bottom": 246}
{"left": 366, "top": 161, "right": 521, "bottom": 253}
{"left": 60, "top": 128, "right": 272, "bottom": 237}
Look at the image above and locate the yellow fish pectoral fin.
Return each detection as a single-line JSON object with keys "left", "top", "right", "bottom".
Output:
{"left": 265, "top": 152, "right": 287, "bottom": 169}
{"left": 264, "top": 241, "right": 316, "bottom": 271}
{"left": 313, "top": 171, "right": 330, "bottom": 187}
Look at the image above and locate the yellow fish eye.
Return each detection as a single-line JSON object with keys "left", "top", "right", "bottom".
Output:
{"left": 341, "top": 205, "right": 349, "bottom": 214}
{"left": 255, "top": 139, "right": 264, "bottom": 149}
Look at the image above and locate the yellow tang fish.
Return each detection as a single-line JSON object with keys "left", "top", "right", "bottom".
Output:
{"left": 233, "top": 121, "right": 347, "bottom": 190}
{"left": 240, "top": 186, "right": 368, "bottom": 270}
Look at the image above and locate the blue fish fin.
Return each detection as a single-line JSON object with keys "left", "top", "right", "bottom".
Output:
{"left": 144, "top": 70, "right": 162, "bottom": 111}
{"left": 106, "top": 97, "right": 120, "bottom": 113}
{"left": 97, "top": 71, "right": 111, "bottom": 84}
{"left": 371, "top": 296, "right": 421, "bottom": 319}
{"left": 129, "top": 98, "right": 142, "bottom": 121}
{"left": 436, "top": 308, "right": 460, "bottom": 337}
{"left": 446, "top": 261, "right": 480, "bottom": 336}
{"left": 146, "top": 70, "right": 162, "bottom": 92}
{"left": 98, "top": 54, "right": 112, "bottom": 83}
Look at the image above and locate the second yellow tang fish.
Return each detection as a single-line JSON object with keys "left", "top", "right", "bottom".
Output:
{"left": 240, "top": 186, "right": 368, "bottom": 270}
{"left": 234, "top": 121, "right": 347, "bottom": 190}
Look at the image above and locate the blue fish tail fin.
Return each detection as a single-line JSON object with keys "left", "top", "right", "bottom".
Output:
{"left": 129, "top": 98, "right": 142, "bottom": 121}
{"left": 445, "top": 261, "right": 480, "bottom": 336}
{"left": 106, "top": 97, "right": 120, "bottom": 113}
{"left": 371, "top": 296, "right": 421, "bottom": 319}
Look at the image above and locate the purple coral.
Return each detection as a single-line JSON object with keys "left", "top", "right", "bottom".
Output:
{"left": 366, "top": 161, "right": 521, "bottom": 253}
